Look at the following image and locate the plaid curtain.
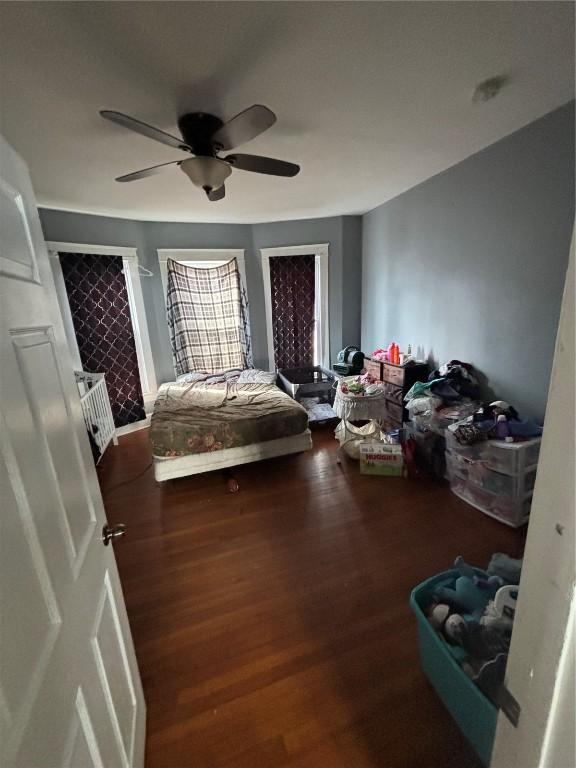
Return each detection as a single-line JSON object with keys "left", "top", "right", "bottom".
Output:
{"left": 166, "top": 258, "right": 252, "bottom": 375}
{"left": 269, "top": 254, "right": 316, "bottom": 370}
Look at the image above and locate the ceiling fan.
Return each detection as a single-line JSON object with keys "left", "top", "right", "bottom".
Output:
{"left": 100, "top": 105, "right": 300, "bottom": 201}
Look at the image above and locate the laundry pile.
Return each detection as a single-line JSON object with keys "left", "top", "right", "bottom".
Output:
{"left": 427, "top": 554, "right": 521, "bottom": 706}
{"left": 404, "top": 360, "right": 481, "bottom": 431}
{"left": 449, "top": 400, "right": 543, "bottom": 446}
{"left": 405, "top": 360, "right": 544, "bottom": 442}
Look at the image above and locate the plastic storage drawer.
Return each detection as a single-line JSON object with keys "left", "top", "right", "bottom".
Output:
{"left": 446, "top": 451, "right": 537, "bottom": 496}
{"left": 445, "top": 432, "right": 540, "bottom": 475}
{"left": 410, "top": 570, "right": 497, "bottom": 766}
{"left": 448, "top": 474, "right": 532, "bottom": 527}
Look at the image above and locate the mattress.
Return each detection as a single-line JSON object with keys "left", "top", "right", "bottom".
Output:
{"left": 150, "top": 377, "right": 309, "bottom": 458}
{"left": 153, "top": 431, "right": 313, "bottom": 481}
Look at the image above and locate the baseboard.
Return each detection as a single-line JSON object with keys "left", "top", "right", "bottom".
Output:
{"left": 115, "top": 416, "right": 151, "bottom": 437}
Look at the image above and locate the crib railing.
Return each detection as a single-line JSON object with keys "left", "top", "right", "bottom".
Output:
{"left": 75, "top": 371, "right": 117, "bottom": 460}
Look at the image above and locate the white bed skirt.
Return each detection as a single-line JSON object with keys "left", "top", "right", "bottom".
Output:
{"left": 153, "top": 429, "right": 313, "bottom": 481}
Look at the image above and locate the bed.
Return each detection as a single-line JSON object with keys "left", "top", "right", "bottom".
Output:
{"left": 150, "top": 369, "right": 312, "bottom": 482}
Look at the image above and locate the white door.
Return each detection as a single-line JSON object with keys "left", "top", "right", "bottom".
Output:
{"left": 491, "top": 233, "right": 575, "bottom": 768}
{"left": 0, "top": 137, "right": 145, "bottom": 767}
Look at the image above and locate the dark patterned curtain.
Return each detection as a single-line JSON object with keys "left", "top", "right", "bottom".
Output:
{"left": 59, "top": 253, "right": 146, "bottom": 428}
{"left": 269, "top": 254, "right": 316, "bottom": 370}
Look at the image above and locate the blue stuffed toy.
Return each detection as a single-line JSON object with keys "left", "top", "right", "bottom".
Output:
{"left": 433, "top": 556, "right": 492, "bottom": 619}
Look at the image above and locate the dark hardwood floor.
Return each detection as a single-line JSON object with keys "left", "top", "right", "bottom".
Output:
{"left": 98, "top": 425, "right": 524, "bottom": 768}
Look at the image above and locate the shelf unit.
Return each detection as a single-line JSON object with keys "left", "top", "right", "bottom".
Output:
{"left": 364, "top": 357, "right": 429, "bottom": 430}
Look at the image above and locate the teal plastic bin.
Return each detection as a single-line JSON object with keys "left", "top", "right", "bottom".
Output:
{"left": 409, "top": 570, "right": 498, "bottom": 766}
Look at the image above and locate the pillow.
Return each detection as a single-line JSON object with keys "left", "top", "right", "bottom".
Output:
{"left": 237, "top": 368, "right": 277, "bottom": 384}
{"left": 176, "top": 372, "right": 206, "bottom": 384}
{"left": 177, "top": 369, "right": 242, "bottom": 385}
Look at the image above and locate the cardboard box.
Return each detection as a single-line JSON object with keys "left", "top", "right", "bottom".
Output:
{"left": 360, "top": 442, "right": 404, "bottom": 476}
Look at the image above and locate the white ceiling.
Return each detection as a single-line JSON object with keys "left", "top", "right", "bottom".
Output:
{"left": 0, "top": 1, "right": 573, "bottom": 224}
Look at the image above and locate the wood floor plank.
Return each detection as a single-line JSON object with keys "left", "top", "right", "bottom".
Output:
{"left": 99, "top": 425, "right": 524, "bottom": 768}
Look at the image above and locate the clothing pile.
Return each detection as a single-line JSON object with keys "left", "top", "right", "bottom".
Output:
{"left": 404, "top": 360, "right": 481, "bottom": 431}
{"left": 450, "top": 400, "right": 543, "bottom": 446}
{"left": 427, "top": 554, "right": 522, "bottom": 706}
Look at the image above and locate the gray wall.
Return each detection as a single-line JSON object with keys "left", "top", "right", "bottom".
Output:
{"left": 342, "top": 216, "right": 363, "bottom": 347}
{"left": 39, "top": 209, "right": 363, "bottom": 384}
{"left": 362, "top": 102, "right": 575, "bottom": 420}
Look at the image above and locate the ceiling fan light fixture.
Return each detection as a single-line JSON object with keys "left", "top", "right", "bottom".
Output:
{"left": 180, "top": 156, "right": 231, "bottom": 192}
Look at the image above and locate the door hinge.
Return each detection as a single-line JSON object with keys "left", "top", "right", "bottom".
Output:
{"left": 498, "top": 684, "right": 521, "bottom": 727}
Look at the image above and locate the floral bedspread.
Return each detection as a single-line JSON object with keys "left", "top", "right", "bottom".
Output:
{"left": 150, "top": 375, "right": 309, "bottom": 458}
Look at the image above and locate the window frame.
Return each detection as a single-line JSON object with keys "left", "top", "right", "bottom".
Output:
{"left": 260, "top": 243, "right": 330, "bottom": 371}
{"left": 46, "top": 241, "right": 157, "bottom": 413}
{"left": 156, "top": 248, "right": 248, "bottom": 299}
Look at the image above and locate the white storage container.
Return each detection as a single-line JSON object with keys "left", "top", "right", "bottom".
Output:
{"left": 445, "top": 432, "right": 540, "bottom": 527}
{"left": 448, "top": 474, "right": 532, "bottom": 528}
{"left": 410, "top": 402, "right": 478, "bottom": 435}
{"left": 446, "top": 451, "right": 537, "bottom": 497}
{"left": 445, "top": 431, "right": 540, "bottom": 475}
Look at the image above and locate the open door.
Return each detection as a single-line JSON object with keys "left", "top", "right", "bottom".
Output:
{"left": 0, "top": 136, "right": 146, "bottom": 766}
{"left": 491, "top": 232, "right": 575, "bottom": 767}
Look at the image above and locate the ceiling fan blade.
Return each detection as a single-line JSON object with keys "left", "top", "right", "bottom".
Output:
{"left": 100, "top": 110, "right": 192, "bottom": 152}
{"left": 211, "top": 105, "right": 276, "bottom": 151}
{"left": 208, "top": 185, "right": 226, "bottom": 201}
{"left": 224, "top": 153, "right": 300, "bottom": 177}
{"left": 115, "top": 161, "right": 181, "bottom": 182}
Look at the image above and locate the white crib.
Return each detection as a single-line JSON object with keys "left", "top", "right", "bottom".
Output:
{"left": 75, "top": 371, "right": 117, "bottom": 460}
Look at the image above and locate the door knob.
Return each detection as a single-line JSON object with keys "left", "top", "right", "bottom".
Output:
{"left": 102, "top": 523, "right": 126, "bottom": 546}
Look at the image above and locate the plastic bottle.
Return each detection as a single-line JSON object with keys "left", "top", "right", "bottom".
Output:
{"left": 496, "top": 414, "right": 510, "bottom": 439}
{"left": 387, "top": 343, "right": 395, "bottom": 363}
{"left": 394, "top": 343, "right": 400, "bottom": 365}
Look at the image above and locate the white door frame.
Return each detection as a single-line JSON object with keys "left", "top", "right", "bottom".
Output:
{"left": 260, "top": 243, "right": 329, "bottom": 370}
{"left": 46, "top": 242, "right": 157, "bottom": 415}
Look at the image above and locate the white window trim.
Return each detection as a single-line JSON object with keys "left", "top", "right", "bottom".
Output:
{"left": 156, "top": 248, "right": 247, "bottom": 298}
{"left": 260, "top": 243, "right": 329, "bottom": 370}
{"left": 46, "top": 242, "right": 157, "bottom": 414}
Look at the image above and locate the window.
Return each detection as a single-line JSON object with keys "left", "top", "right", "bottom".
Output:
{"left": 156, "top": 249, "right": 247, "bottom": 298}
{"left": 157, "top": 248, "right": 249, "bottom": 377}
{"left": 260, "top": 243, "right": 329, "bottom": 370}
{"left": 47, "top": 242, "right": 157, "bottom": 414}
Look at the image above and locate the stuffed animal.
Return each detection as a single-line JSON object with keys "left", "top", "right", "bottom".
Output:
{"left": 481, "top": 585, "right": 518, "bottom": 632}
{"left": 444, "top": 614, "right": 467, "bottom": 643}
{"left": 454, "top": 555, "right": 503, "bottom": 596}
{"left": 429, "top": 603, "right": 450, "bottom": 630}
{"left": 487, "top": 553, "right": 522, "bottom": 585}
{"left": 434, "top": 575, "right": 489, "bottom": 616}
